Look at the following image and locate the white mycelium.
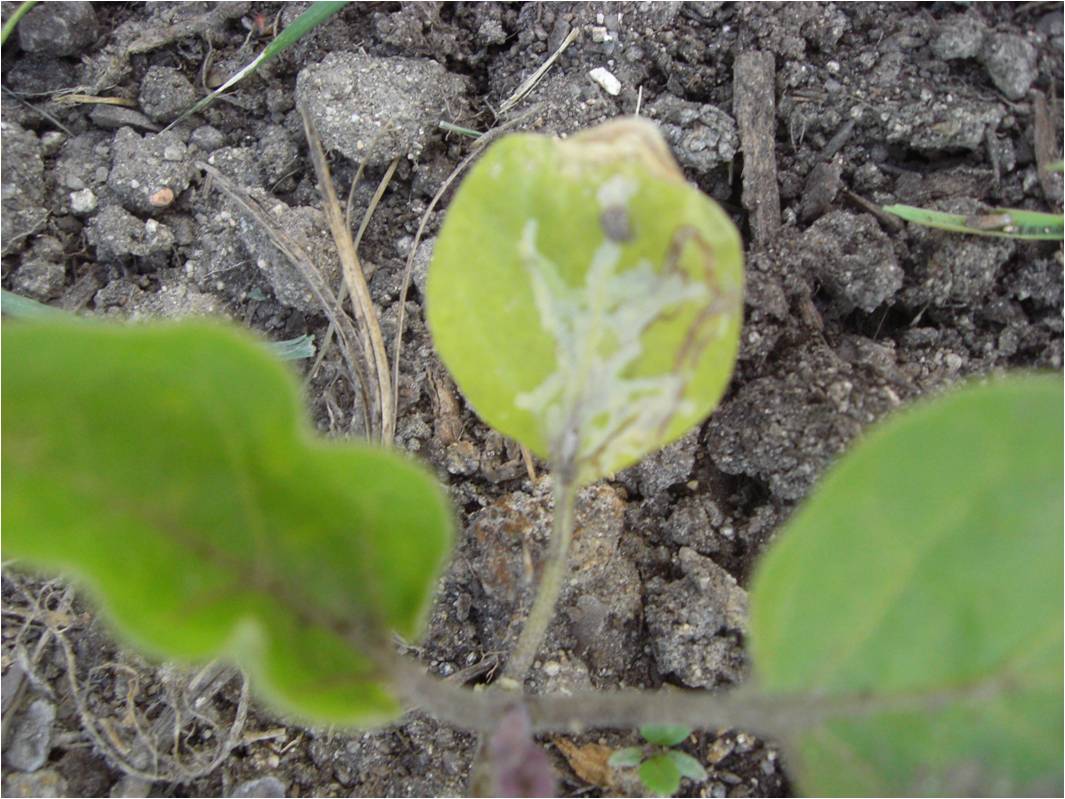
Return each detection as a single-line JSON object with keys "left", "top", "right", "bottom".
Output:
{"left": 514, "top": 192, "right": 711, "bottom": 479}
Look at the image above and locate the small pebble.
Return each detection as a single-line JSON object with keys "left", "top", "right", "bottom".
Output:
{"left": 69, "top": 188, "right": 98, "bottom": 215}
{"left": 231, "top": 776, "right": 286, "bottom": 798}
{"left": 3, "top": 699, "right": 55, "bottom": 772}
{"left": 4, "top": 768, "right": 68, "bottom": 797}
{"left": 149, "top": 187, "right": 175, "bottom": 208}
{"left": 190, "top": 125, "right": 226, "bottom": 152}
{"left": 588, "top": 67, "right": 621, "bottom": 96}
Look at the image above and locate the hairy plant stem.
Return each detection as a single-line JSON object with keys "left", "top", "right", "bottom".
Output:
{"left": 386, "top": 651, "right": 1010, "bottom": 739}
{"left": 501, "top": 470, "right": 578, "bottom": 684}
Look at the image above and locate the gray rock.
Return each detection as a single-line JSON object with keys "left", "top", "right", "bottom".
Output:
{"left": 799, "top": 211, "right": 902, "bottom": 313}
{"left": 1, "top": 121, "right": 47, "bottom": 253}
{"left": 706, "top": 345, "right": 903, "bottom": 501}
{"left": 91, "top": 105, "right": 159, "bottom": 132}
{"left": 107, "top": 128, "right": 191, "bottom": 215}
{"left": 880, "top": 97, "right": 1003, "bottom": 152}
{"left": 799, "top": 159, "right": 842, "bottom": 223}
{"left": 445, "top": 440, "right": 480, "bottom": 475}
{"left": 190, "top": 125, "right": 226, "bottom": 152}
{"left": 296, "top": 51, "right": 467, "bottom": 167}
{"left": 647, "top": 95, "right": 738, "bottom": 173}
{"left": 4, "top": 55, "right": 77, "bottom": 94}
{"left": 12, "top": 260, "right": 66, "bottom": 301}
{"left": 38, "top": 131, "right": 65, "bottom": 158}
{"left": 621, "top": 428, "right": 700, "bottom": 497}
{"left": 3, "top": 699, "right": 55, "bottom": 772}
{"left": 980, "top": 33, "right": 1038, "bottom": 101}
{"left": 138, "top": 66, "right": 198, "bottom": 123}
{"left": 231, "top": 776, "right": 286, "bottom": 798}
{"left": 206, "top": 146, "right": 264, "bottom": 188}
{"left": 233, "top": 190, "right": 341, "bottom": 312}
{"left": 411, "top": 236, "right": 435, "bottom": 299}
{"left": 3, "top": 768, "right": 67, "bottom": 797}
{"left": 93, "top": 278, "right": 224, "bottom": 321}
{"left": 257, "top": 125, "right": 299, "bottom": 185}
{"left": 477, "top": 18, "right": 507, "bottom": 46}
{"left": 110, "top": 775, "right": 154, "bottom": 797}
{"left": 88, "top": 205, "right": 175, "bottom": 270}
{"left": 663, "top": 495, "right": 726, "bottom": 554}
{"left": 903, "top": 212, "right": 1016, "bottom": 307}
{"left": 645, "top": 548, "right": 748, "bottom": 688}
{"left": 17, "top": 1, "right": 97, "bottom": 56}
{"left": 930, "top": 14, "right": 986, "bottom": 60}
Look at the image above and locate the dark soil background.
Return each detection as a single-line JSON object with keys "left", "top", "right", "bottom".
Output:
{"left": 2, "top": 2, "right": 1062, "bottom": 797}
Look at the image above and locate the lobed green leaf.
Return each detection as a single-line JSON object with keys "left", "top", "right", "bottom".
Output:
{"left": 2, "top": 321, "right": 452, "bottom": 726}
{"left": 427, "top": 118, "right": 743, "bottom": 484}
{"left": 749, "top": 375, "right": 1064, "bottom": 795}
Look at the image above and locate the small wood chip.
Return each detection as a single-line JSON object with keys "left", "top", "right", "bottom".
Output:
{"left": 1032, "top": 91, "right": 1063, "bottom": 209}
{"left": 733, "top": 51, "right": 781, "bottom": 246}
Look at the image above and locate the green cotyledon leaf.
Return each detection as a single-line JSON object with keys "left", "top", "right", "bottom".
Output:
{"left": 1, "top": 321, "right": 453, "bottom": 726}
{"left": 427, "top": 117, "right": 743, "bottom": 485}
{"left": 749, "top": 375, "right": 1064, "bottom": 796}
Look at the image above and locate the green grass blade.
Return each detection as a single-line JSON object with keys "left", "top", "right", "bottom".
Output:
{"left": 1, "top": 1, "right": 37, "bottom": 47}
{"left": 883, "top": 204, "right": 1064, "bottom": 240}
{"left": 164, "top": 1, "right": 347, "bottom": 131}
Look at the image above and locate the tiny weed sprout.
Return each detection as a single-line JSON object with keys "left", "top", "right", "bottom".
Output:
{"left": 883, "top": 203, "right": 1065, "bottom": 241}
{"left": 2, "top": 116, "right": 1062, "bottom": 798}
{"left": 609, "top": 725, "right": 708, "bottom": 797}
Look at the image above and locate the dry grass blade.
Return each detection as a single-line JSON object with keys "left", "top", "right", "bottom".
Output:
{"left": 312, "top": 156, "right": 400, "bottom": 385}
{"left": 389, "top": 106, "right": 542, "bottom": 438}
{"left": 300, "top": 106, "right": 395, "bottom": 444}
{"left": 497, "top": 27, "right": 579, "bottom": 116}
{"left": 197, "top": 160, "right": 374, "bottom": 432}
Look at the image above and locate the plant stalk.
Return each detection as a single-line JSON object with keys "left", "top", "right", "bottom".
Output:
{"left": 501, "top": 472, "right": 578, "bottom": 684}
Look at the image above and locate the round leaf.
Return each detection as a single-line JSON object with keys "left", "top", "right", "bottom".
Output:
{"left": 2, "top": 322, "right": 454, "bottom": 727}
{"left": 640, "top": 724, "right": 692, "bottom": 747}
{"left": 639, "top": 753, "right": 682, "bottom": 797}
{"left": 427, "top": 118, "right": 743, "bottom": 484}
{"left": 749, "top": 376, "right": 1064, "bottom": 795}
{"left": 608, "top": 746, "right": 645, "bottom": 769}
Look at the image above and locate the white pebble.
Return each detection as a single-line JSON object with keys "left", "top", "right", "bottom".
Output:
{"left": 69, "top": 189, "right": 97, "bottom": 215}
{"left": 589, "top": 67, "right": 621, "bottom": 96}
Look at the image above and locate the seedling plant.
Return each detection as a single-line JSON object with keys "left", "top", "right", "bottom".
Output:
{"left": 608, "top": 725, "right": 707, "bottom": 797}
{"left": 3, "top": 117, "right": 1061, "bottom": 797}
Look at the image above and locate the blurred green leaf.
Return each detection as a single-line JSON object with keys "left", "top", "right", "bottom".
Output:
{"left": 2, "top": 321, "right": 452, "bottom": 726}
{"left": 640, "top": 724, "right": 692, "bottom": 747}
{"left": 607, "top": 746, "right": 644, "bottom": 768}
{"left": 639, "top": 753, "right": 682, "bottom": 797}
{"left": 427, "top": 118, "right": 743, "bottom": 484}
{"left": 750, "top": 375, "right": 1064, "bottom": 795}
{"left": 666, "top": 750, "right": 707, "bottom": 782}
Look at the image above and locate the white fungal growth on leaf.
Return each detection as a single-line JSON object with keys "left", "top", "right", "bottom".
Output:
{"left": 515, "top": 216, "right": 710, "bottom": 481}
